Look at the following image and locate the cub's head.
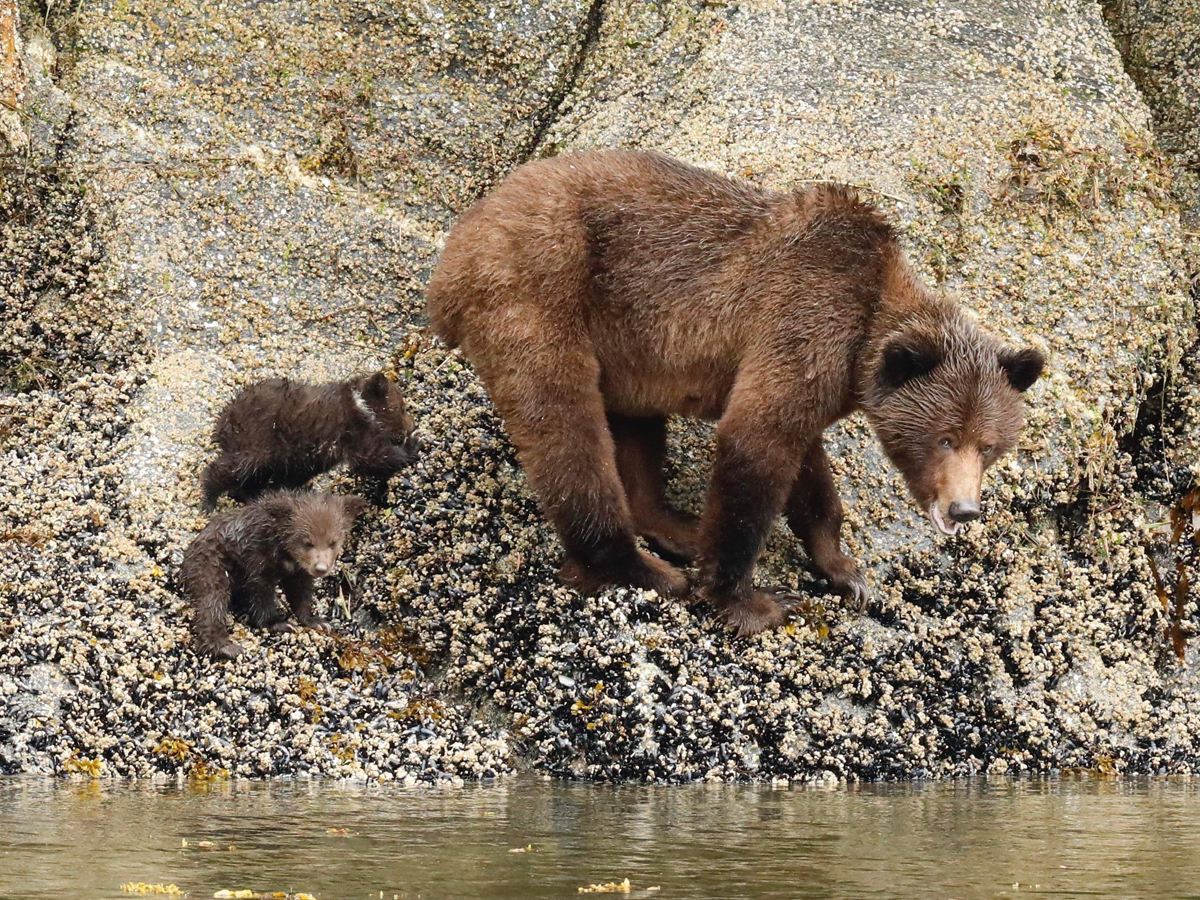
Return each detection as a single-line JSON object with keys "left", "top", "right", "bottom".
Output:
{"left": 276, "top": 492, "right": 366, "bottom": 577}
{"left": 863, "top": 313, "right": 1044, "bottom": 536}
{"left": 355, "top": 371, "right": 421, "bottom": 463}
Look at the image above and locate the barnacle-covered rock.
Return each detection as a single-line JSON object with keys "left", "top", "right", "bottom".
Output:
{"left": 0, "top": 0, "right": 1197, "bottom": 782}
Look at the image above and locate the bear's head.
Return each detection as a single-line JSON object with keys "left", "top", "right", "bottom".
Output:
{"left": 278, "top": 492, "right": 366, "bottom": 577}
{"left": 356, "top": 371, "right": 420, "bottom": 460}
{"left": 862, "top": 310, "right": 1044, "bottom": 536}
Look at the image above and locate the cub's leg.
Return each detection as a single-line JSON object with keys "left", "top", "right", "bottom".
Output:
{"left": 281, "top": 571, "right": 331, "bottom": 631}
{"left": 240, "top": 577, "right": 292, "bottom": 634}
{"left": 697, "top": 375, "right": 809, "bottom": 636}
{"left": 222, "top": 457, "right": 273, "bottom": 504}
{"left": 608, "top": 413, "right": 700, "bottom": 564}
{"left": 785, "top": 440, "right": 869, "bottom": 610}
{"left": 476, "top": 340, "right": 687, "bottom": 599}
{"left": 199, "top": 457, "right": 236, "bottom": 510}
{"left": 186, "top": 563, "right": 243, "bottom": 659}
{"left": 351, "top": 435, "right": 422, "bottom": 480}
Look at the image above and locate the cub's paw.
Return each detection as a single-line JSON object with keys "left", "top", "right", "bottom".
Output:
{"left": 559, "top": 551, "right": 688, "bottom": 599}
{"left": 300, "top": 616, "right": 334, "bottom": 632}
{"left": 266, "top": 621, "right": 299, "bottom": 634}
{"left": 558, "top": 558, "right": 604, "bottom": 595}
{"left": 632, "top": 551, "right": 689, "bottom": 598}
{"left": 207, "top": 640, "right": 245, "bottom": 660}
{"left": 640, "top": 512, "right": 701, "bottom": 565}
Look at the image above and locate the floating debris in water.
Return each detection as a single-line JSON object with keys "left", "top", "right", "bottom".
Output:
{"left": 578, "top": 879, "right": 632, "bottom": 894}
{"left": 121, "top": 886, "right": 183, "bottom": 896}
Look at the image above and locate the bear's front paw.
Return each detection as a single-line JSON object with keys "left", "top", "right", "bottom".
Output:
{"left": 297, "top": 615, "right": 334, "bottom": 632}
{"left": 712, "top": 589, "right": 789, "bottom": 637}
{"left": 266, "top": 621, "right": 298, "bottom": 634}
{"left": 817, "top": 555, "right": 870, "bottom": 613}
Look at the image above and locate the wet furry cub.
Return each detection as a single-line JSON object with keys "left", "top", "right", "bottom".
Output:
{"left": 182, "top": 490, "right": 365, "bottom": 659}
{"left": 201, "top": 372, "right": 419, "bottom": 509}
{"left": 426, "top": 150, "right": 1045, "bottom": 635}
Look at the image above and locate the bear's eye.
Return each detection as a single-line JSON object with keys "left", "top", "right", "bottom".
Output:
{"left": 304, "top": 541, "right": 314, "bottom": 550}
{"left": 938, "top": 437, "right": 954, "bottom": 450}
{"left": 980, "top": 443, "right": 996, "bottom": 456}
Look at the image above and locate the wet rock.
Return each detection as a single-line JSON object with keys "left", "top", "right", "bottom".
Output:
{"left": 1101, "top": 0, "right": 1200, "bottom": 220}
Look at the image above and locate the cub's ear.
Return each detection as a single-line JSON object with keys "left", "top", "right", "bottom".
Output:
{"left": 878, "top": 333, "right": 941, "bottom": 395}
{"left": 998, "top": 347, "right": 1045, "bottom": 393}
{"left": 363, "top": 371, "right": 390, "bottom": 400}
{"left": 341, "top": 494, "right": 367, "bottom": 523}
{"left": 259, "top": 491, "right": 295, "bottom": 520}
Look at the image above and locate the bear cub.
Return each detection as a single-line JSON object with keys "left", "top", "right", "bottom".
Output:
{"left": 181, "top": 490, "right": 366, "bottom": 659}
{"left": 201, "top": 372, "right": 420, "bottom": 509}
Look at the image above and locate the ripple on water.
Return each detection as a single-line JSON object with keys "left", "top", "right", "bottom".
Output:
{"left": 3, "top": 777, "right": 1200, "bottom": 900}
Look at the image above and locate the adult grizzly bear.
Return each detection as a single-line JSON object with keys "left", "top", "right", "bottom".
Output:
{"left": 426, "top": 150, "right": 1044, "bottom": 635}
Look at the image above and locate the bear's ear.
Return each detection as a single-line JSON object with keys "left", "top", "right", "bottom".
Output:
{"left": 363, "top": 371, "right": 390, "bottom": 401}
{"left": 998, "top": 347, "right": 1045, "bottom": 393}
{"left": 878, "top": 333, "right": 941, "bottom": 395}
{"left": 341, "top": 494, "right": 367, "bottom": 523}
{"left": 259, "top": 491, "right": 297, "bottom": 525}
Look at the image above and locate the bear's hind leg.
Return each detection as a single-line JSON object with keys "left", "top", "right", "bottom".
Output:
{"left": 186, "top": 564, "right": 243, "bottom": 659}
{"left": 608, "top": 413, "right": 700, "bottom": 564}
{"left": 479, "top": 346, "right": 686, "bottom": 600}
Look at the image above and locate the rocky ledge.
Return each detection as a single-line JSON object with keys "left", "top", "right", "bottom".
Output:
{"left": 0, "top": 0, "right": 1197, "bottom": 782}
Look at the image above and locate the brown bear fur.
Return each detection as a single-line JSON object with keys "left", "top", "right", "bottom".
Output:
{"left": 181, "top": 490, "right": 366, "bottom": 659}
{"left": 200, "top": 372, "right": 419, "bottom": 509}
{"left": 426, "top": 150, "right": 1045, "bottom": 635}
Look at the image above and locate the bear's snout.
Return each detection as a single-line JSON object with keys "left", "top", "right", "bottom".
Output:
{"left": 929, "top": 449, "right": 983, "bottom": 536}
{"left": 948, "top": 500, "right": 981, "bottom": 523}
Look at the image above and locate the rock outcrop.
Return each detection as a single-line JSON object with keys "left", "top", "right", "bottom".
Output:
{"left": 1, "top": 0, "right": 1197, "bottom": 781}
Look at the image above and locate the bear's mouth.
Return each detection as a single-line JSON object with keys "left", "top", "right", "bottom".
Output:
{"left": 930, "top": 504, "right": 963, "bottom": 537}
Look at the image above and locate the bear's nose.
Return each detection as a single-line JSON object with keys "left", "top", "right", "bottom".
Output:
{"left": 314, "top": 562, "right": 329, "bottom": 575}
{"left": 948, "top": 500, "right": 981, "bottom": 524}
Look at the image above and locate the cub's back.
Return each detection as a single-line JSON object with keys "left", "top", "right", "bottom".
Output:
{"left": 212, "top": 379, "right": 323, "bottom": 452}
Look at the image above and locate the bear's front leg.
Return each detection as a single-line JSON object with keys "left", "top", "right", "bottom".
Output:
{"left": 281, "top": 571, "right": 332, "bottom": 631}
{"left": 785, "top": 439, "right": 869, "bottom": 611}
{"left": 698, "top": 400, "right": 806, "bottom": 637}
{"left": 243, "top": 576, "right": 291, "bottom": 632}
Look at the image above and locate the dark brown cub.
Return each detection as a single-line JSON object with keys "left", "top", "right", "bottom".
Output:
{"left": 200, "top": 372, "right": 420, "bottom": 509}
{"left": 181, "top": 490, "right": 365, "bottom": 659}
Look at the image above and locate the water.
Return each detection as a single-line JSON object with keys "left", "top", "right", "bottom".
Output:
{"left": 3, "top": 777, "right": 1200, "bottom": 899}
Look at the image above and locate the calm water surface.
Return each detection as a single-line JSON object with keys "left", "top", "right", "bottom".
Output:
{"left": 3, "top": 777, "right": 1200, "bottom": 899}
